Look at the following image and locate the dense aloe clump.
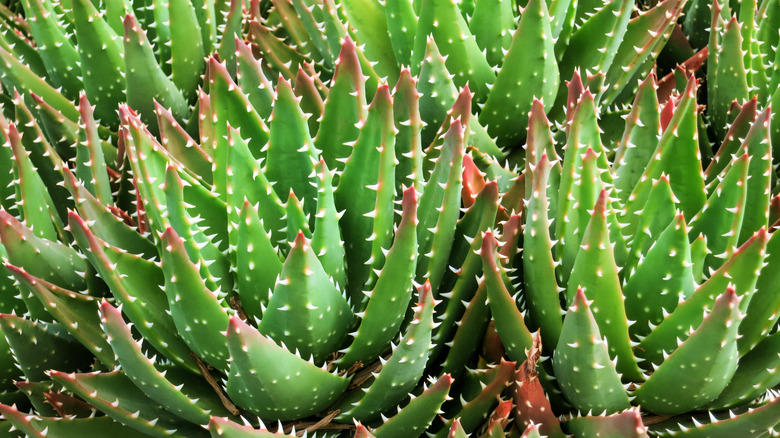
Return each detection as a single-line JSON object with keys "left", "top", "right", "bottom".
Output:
{"left": 0, "top": 0, "right": 778, "bottom": 437}
{"left": 250, "top": 0, "right": 692, "bottom": 152}
{"left": 483, "top": 68, "right": 780, "bottom": 437}
{"left": 0, "top": 2, "right": 522, "bottom": 434}
{"left": 0, "top": 0, "right": 248, "bottom": 128}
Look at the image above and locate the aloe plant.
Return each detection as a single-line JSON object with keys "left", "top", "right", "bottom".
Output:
{"left": 0, "top": 0, "right": 244, "bottom": 130}
{"left": 480, "top": 61, "right": 780, "bottom": 436}
{"left": 0, "top": 0, "right": 777, "bottom": 437}
{"left": 250, "top": 0, "right": 690, "bottom": 154}
{"left": 705, "top": 0, "right": 780, "bottom": 154}
{"left": 0, "top": 20, "right": 531, "bottom": 433}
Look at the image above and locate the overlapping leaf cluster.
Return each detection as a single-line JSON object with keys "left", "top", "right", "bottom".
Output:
{"left": 0, "top": 0, "right": 776, "bottom": 437}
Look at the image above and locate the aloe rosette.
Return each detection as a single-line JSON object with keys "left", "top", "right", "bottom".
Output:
{"left": 0, "top": 0, "right": 777, "bottom": 437}
{"left": 477, "top": 62, "right": 780, "bottom": 436}
{"left": 0, "top": 27, "right": 535, "bottom": 435}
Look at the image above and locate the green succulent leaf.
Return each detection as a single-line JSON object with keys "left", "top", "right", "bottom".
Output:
{"left": 687, "top": 153, "right": 749, "bottom": 273}
{"left": 556, "top": 91, "right": 619, "bottom": 282}
{"left": 548, "top": 0, "right": 577, "bottom": 44}
{"left": 0, "top": 15, "right": 46, "bottom": 77}
{"left": 416, "top": 37, "right": 459, "bottom": 148}
{"left": 633, "top": 287, "right": 741, "bottom": 415}
{"left": 704, "top": 98, "right": 757, "bottom": 184}
{"left": 310, "top": 160, "right": 346, "bottom": 290}
{"left": 168, "top": 0, "right": 204, "bottom": 101}
{"left": 651, "top": 395, "right": 780, "bottom": 437}
{"left": 123, "top": 14, "right": 187, "bottom": 127}
{"left": 468, "top": 0, "right": 514, "bottom": 69}
{"left": 289, "top": 0, "right": 333, "bottom": 68}
{"left": 155, "top": 102, "right": 214, "bottom": 184}
{"left": 0, "top": 403, "right": 146, "bottom": 438}
{"left": 440, "top": 278, "right": 489, "bottom": 376}
{"left": 384, "top": 0, "right": 417, "bottom": 67}
{"left": 225, "top": 316, "right": 349, "bottom": 421}
{"left": 557, "top": 0, "right": 633, "bottom": 106}
{"left": 566, "top": 190, "right": 642, "bottom": 381}
{"left": 19, "top": 0, "right": 82, "bottom": 100}
{"left": 340, "top": 0, "right": 400, "bottom": 85}
{"left": 481, "top": 230, "right": 534, "bottom": 362}
{"left": 412, "top": 0, "right": 495, "bottom": 101}
{"left": 565, "top": 407, "right": 650, "bottom": 438}
{"left": 7, "top": 265, "right": 117, "bottom": 367}
{"left": 6, "top": 123, "right": 61, "bottom": 242}
{"left": 265, "top": 77, "right": 318, "bottom": 219}
{"left": 612, "top": 73, "right": 661, "bottom": 202}
{"left": 28, "top": 92, "right": 83, "bottom": 160}
{"left": 71, "top": 0, "right": 125, "bottom": 128}
{"left": 208, "top": 417, "right": 297, "bottom": 437}
{"left": 416, "top": 119, "right": 464, "bottom": 293}
{"left": 371, "top": 374, "right": 453, "bottom": 438}
{"left": 554, "top": 288, "right": 632, "bottom": 414}
{"left": 682, "top": 0, "right": 713, "bottom": 50}
{"left": 119, "top": 104, "right": 174, "bottom": 239}
{"left": 269, "top": 0, "right": 316, "bottom": 62}
{"left": 208, "top": 56, "right": 270, "bottom": 199}
{"left": 637, "top": 229, "right": 767, "bottom": 368}
{"left": 336, "top": 186, "right": 418, "bottom": 368}
{"left": 313, "top": 36, "right": 367, "bottom": 173}
{"left": 337, "top": 280, "right": 435, "bottom": 422}
{"left": 248, "top": 21, "right": 307, "bottom": 86}
{"left": 293, "top": 68, "right": 325, "bottom": 137}
{"left": 622, "top": 76, "right": 706, "bottom": 235}
{"left": 710, "top": 330, "right": 780, "bottom": 410}
{"left": 523, "top": 153, "right": 563, "bottom": 350}
{"left": 479, "top": 0, "right": 559, "bottom": 148}
{"left": 392, "top": 69, "right": 424, "bottom": 196}
{"left": 622, "top": 175, "right": 678, "bottom": 280}
{"left": 63, "top": 166, "right": 153, "bottom": 258}
{"left": 734, "top": 107, "right": 772, "bottom": 245}
{"left": 225, "top": 126, "right": 287, "bottom": 249}
{"left": 603, "top": 0, "right": 686, "bottom": 105}
{"left": 623, "top": 213, "right": 695, "bottom": 341}
{"left": 75, "top": 94, "right": 114, "bottom": 205}
{"left": 0, "top": 247, "right": 24, "bottom": 318}
{"left": 99, "top": 301, "right": 230, "bottom": 425}
{"left": 52, "top": 370, "right": 208, "bottom": 437}
{"left": 258, "top": 232, "right": 351, "bottom": 364}
{"left": 708, "top": 17, "right": 750, "bottom": 139}
{"left": 235, "top": 38, "right": 275, "bottom": 122}
{"left": 68, "top": 212, "right": 196, "bottom": 373}
{"left": 234, "top": 201, "right": 283, "bottom": 321}
{"left": 0, "top": 44, "right": 79, "bottom": 122}
{"left": 739, "top": 225, "right": 780, "bottom": 353}
{"left": 0, "top": 210, "right": 85, "bottom": 294}
{"left": 435, "top": 360, "right": 516, "bottom": 437}
{"left": 0, "top": 315, "right": 92, "bottom": 382}
{"left": 431, "top": 182, "right": 500, "bottom": 361}
{"left": 524, "top": 99, "right": 560, "bottom": 197}
{"left": 333, "top": 85, "right": 396, "bottom": 308}
{"left": 160, "top": 227, "right": 232, "bottom": 372}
